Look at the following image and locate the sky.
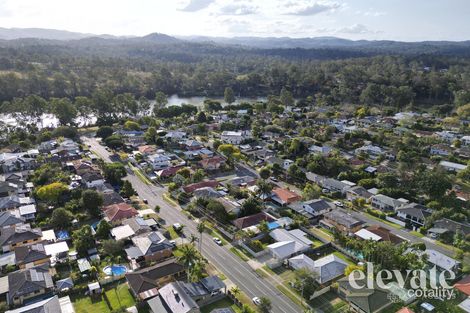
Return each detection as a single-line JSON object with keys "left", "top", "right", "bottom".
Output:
{"left": 0, "top": 0, "right": 469, "bottom": 41}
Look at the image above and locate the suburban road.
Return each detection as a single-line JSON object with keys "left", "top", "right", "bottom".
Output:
{"left": 82, "top": 136, "right": 302, "bottom": 313}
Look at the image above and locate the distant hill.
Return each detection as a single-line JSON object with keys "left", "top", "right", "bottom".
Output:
{"left": 0, "top": 27, "right": 129, "bottom": 41}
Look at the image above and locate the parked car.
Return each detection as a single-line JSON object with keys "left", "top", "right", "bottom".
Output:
{"left": 270, "top": 177, "right": 278, "bottom": 182}
{"left": 143, "top": 199, "right": 148, "bottom": 204}
{"left": 252, "top": 297, "right": 262, "bottom": 306}
{"left": 334, "top": 201, "right": 344, "bottom": 207}
{"left": 173, "top": 223, "right": 183, "bottom": 232}
{"left": 213, "top": 237, "right": 223, "bottom": 245}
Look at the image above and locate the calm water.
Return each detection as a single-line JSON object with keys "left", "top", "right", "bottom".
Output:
{"left": 0, "top": 95, "right": 267, "bottom": 128}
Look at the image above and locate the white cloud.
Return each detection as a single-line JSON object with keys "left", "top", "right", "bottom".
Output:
{"left": 218, "top": 3, "right": 258, "bottom": 15}
{"left": 179, "top": 0, "right": 215, "bottom": 12}
{"left": 286, "top": 1, "right": 342, "bottom": 16}
{"left": 337, "top": 24, "right": 379, "bottom": 34}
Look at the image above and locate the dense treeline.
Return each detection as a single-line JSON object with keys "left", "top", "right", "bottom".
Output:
{"left": 0, "top": 39, "right": 470, "bottom": 111}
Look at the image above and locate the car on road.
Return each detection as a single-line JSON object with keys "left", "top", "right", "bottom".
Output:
{"left": 213, "top": 237, "right": 223, "bottom": 245}
{"left": 334, "top": 201, "right": 344, "bottom": 207}
{"left": 270, "top": 177, "right": 278, "bottom": 182}
{"left": 252, "top": 297, "right": 262, "bottom": 306}
{"left": 173, "top": 223, "right": 183, "bottom": 232}
{"left": 143, "top": 199, "right": 148, "bottom": 204}
{"left": 169, "top": 240, "right": 176, "bottom": 247}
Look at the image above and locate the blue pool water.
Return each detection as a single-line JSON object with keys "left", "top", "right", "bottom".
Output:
{"left": 103, "top": 265, "right": 128, "bottom": 276}
{"left": 267, "top": 222, "right": 280, "bottom": 230}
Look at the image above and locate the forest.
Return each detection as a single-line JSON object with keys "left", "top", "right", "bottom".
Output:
{"left": 0, "top": 37, "right": 469, "bottom": 113}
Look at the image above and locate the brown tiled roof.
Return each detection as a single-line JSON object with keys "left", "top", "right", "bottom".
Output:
{"left": 104, "top": 202, "right": 138, "bottom": 222}
{"left": 366, "top": 225, "right": 404, "bottom": 244}
{"left": 183, "top": 180, "right": 219, "bottom": 193}
{"left": 272, "top": 187, "right": 301, "bottom": 204}
{"left": 454, "top": 275, "right": 470, "bottom": 296}
{"left": 233, "top": 212, "right": 275, "bottom": 229}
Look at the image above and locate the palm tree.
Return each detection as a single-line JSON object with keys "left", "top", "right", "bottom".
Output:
{"left": 177, "top": 244, "right": 199, "bottom": 282}
{"left": 234, "top": 230, "right": 249, "bottom": 244}
{"left": 257, "top": 179, "right": 273, "bottom": 202}
{"left": 189, "top": 234, "right": 199, "bottom": 245}
{"left": 197, "top": 221, "right": 206, "bottom": 252}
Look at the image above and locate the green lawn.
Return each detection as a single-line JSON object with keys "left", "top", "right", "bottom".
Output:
{"left": 201, "top": 297, "right": 241, "bottom": 313}
{"left": 167, "top": 226, "right": 180, "bottom": 239}
{"left": 72, "top": 283, "right": 136, "bottom": 313}
{"left": 309, "top": 227, "right": 333, "bottom": 241}
{"left": 410, "top": 230, "right": 425, "bottom": 238}
{"left": 229, "top": 247, "right": 251, "bottom": 261}
{"left": 333, "top": 251, "right": 355, "bottom": 265}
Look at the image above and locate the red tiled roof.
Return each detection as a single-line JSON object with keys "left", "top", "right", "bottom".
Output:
{"left": 156, "top": 166, "right": 183, "bottom": 178}
{"left": 200, "top": 156, "right": 226, "bottom": 167}
{"left": 104, "top": 202, "right": 138, "bottom": 222}
{"left": 455, "top": 275, "right": 470, "bottom": 296}
{"left": 183, "top": 180, "right": 219, "bottom": 193}
{"left": 272, "top": 187, "right": 301, "bottom": 204}
{"left": 396, "top": 307, "right": 415, "bottom": 313}
{"left": 233, "top": 212, "right": 275, "bottom": 229}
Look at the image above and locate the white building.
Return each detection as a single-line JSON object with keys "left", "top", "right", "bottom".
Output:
{"left": 148, "top": 153, "right": 171, "bottom": 170}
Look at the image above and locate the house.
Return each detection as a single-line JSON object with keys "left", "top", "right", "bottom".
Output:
{"left": 122, "top": 216, "right": 152, "bottom": 235}
{"left": 430, "top": 144, "right": 452, "bottom": 156}
{"left": 17, "top": 204, "right": 37, "bottom": 220}
{"left": 101, "top": 190, "right": 124, "bottom": 206}
{"left": 221, "top": 131, "right": 247, "bottom": 145}
{"left": 321, "top": 178, "right": 351, "bottom": 195}
{"left": 147, "top": 276, "right": 226, "bottom": 313}
{"left": 55, "top": 278, "right": 74, "bottom": 293}
{"left": 110, "top": 225, "right": 135, "bottom": 241}
{"left": 430, "top": 218, "right": 470, "bottom": 237}
{"left": 156, "top": 166, "right": 184, "bottom": 179}
{"left": 7, "top": 265, "right": 54, "bottom": 305}
{"left": 233, "top": 212, "right": 275, "bottom": 230}
{"left": 454, "top": 275, "right": 470, "bottom": 297}
{"left": 396, "top": 203, "right": 432, "bottom": 228}
{"left": 267, "top": 228, "right": 311, "bottom": 260}
{"left": 321, "top": 209, "right": 364, "bottom": 234}
{"left": 355, "top": 145, "right": 385, "bottom": 158}
{"left": 462, "top": 136, "right": 470, "bottom": 146}
{"left": 0, "top": 181, "right": 19, "bottom": 198}
{"left": 148, "top": 153, "right": 171, "bottom": 170}
{"left": 165, "top": 131, "right": 187, "bottom": 142}
{"left": 0, "top": 226, "right": 42, "bottom": 252}
{"left": 125, "top": 258, "right": 185, "bottom": 300}
{"left": 193, "top": 187, "right": 221, "bottom": 199}
{"left": 182, "top": 140, "right": 203, "bottom": 151}
{"left": 81, "top": 172, "right": 105, "bottom": 188}
{"left": 138, "top": 145, "right": 157, "bottom": 156}
{"left": 271, "top": 187, "right": 302, "bottom": 206}
{"left": 14, "top": 243, "right": 50, "bottom": 269}
{"left": 337, "top": 275, "right": 391, "bottom": 313}
{"left": 125, "top": 231, "right": 173, "bottom": 264}
{"left": 439, "top": 160, "right": 467, "bottom": 172}
{"left": 71, "top": 160, "right": 95, "bottom": 175}
{"left": 0, "top": 195, "right": 34, "bottom": 211}
{"left": 199, "top": 156, "right": 226, "bottom": 170}
{"left": 0, "top": 211, "right": 24, "bottom": 233}
{"left": 346, "top": 186, "right": 373, "bottom": 202}
{"left": 183, "top": 180, "right": 219, "bottom": 194}
{"left": 5, "top": 295, "right": 74, "bottom": 313}
{"left": 215, "top": 197, "right": 241, "bottom": 215}
{"left": 300, "top": 199, "right": 334, "bottom": 217}
{"left": 419, "top": 249, "right": 461, "bottom": 273}
{"left": 265, "top": 156, "right": 293, "bottom": 170}
{"left": 147, "top": 281, "right": 200, "bottom": 313}
{"left": 103, "top": 203, "right": 138, "bottom": 225}
{"left": 364, "top": 226, "right": 405, "bottom": 244}
{"left": 289, "top": 254, "right": 348, "bottom": 285}
{"left": 371, "top": 194, "right": 404, "bottom": 212}
{"left": 309, "top": 144, "right": 332, "bottom": 156}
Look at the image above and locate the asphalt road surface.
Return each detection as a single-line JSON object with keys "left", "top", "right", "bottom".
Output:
{"left": 82, "top": 136, "right": 302, "bottom": 313}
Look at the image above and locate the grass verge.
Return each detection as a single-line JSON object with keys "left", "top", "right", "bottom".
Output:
{"left": 229, "top": 247, "right": 250, "bottom": 262}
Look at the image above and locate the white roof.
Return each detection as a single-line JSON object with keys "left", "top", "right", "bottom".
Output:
{"left": 88, "top": 282, "right": 101, "bottom": 291}
{"left": 18, "top": 204, "right": 36, "bottom": 215}
{"left": 440, "top": 160, "right": 467, "bottom": 170}
{"left": 41, "top": 229, "right": 57, "bottom": 242}
{"left": 288, "top": 254, "right": 316, "bottom": 272}
{"left": 111, "top": 225, "right": 135, "bottom": 240}
{"left": 268, "top": 241, "right": 298, "bottom": 259}
{"left": 59, "top": 296, "right": 76, "bottom": 313}
{"left": 77, "top": 258, "right": 91, "bottom": 272}
{"left": 355, "top": 229, "right": 382, "bottom": 241}
{"left": 44, "top": 241, "right": 69, "bottom": 257}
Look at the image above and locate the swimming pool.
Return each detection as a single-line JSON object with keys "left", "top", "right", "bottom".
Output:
{"left": 103, "top": 265, "right": 128, "bottom": 276}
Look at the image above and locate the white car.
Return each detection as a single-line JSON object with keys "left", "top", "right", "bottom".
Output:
{"left": 334, "top": 201, "right": 344, "bottom": 207}
{"left": 213, "top": 237, "right": 223, "bottom": 245}
{"left": 252, "top": 297, "right": 262, "bottom": 306}
{"left": 173, "top": 223, "right": 183, "bottom": 231}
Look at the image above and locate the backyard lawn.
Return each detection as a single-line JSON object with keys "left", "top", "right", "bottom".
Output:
{"left": 200, "top": 297, "right": 241, "bottom": 313}
{"left": 72, "top": 283, "right": 136, "bottom": 313}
